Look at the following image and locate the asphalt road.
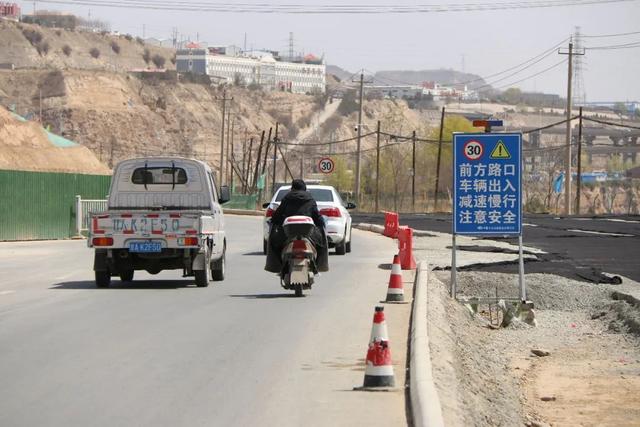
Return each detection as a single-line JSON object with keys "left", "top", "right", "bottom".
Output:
{"left": 353, "top": 213, "right": 640, "bottom": 283}
{"left": 0, "top": 216, "right": 407, "bottom": 427}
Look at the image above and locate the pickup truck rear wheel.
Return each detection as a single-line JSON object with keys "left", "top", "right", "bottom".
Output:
{"left": 194, "top": 267, "right": 210, "bottom": 287}
{"left": 95, "top": 270, "right": 111, "bottom": 288}
{"left": 211, "top": 248, "right": 226, "bottom": 281}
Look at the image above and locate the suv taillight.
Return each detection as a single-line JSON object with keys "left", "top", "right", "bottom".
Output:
{"left": 320, "top": 207, "right": 341, "bottom": 218}
{"left": 265, "top": 207, "right": 274, "bottom": 217}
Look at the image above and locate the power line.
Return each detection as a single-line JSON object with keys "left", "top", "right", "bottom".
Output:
{"left": 582, "top": 29, "right": 640, "bottom": 38}
{"left": 480, "top": 58, "right": 568, "bottom": 91}
{"left": 363, "top": 37, "right": 569, "bottom": 89}
{"left": 586, "top": 40, "right": 640, "bottom": 50}
{"left": 35, "top": 0, "right": 638, "bottom": 13}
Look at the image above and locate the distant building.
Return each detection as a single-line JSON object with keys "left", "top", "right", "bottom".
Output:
{"left": 143, "top": 37, "right": 173, "bottom": 48}
{"left": 0, "top": 2, "right": 19, "bottom": 20}
{"left": 367, "top": 85, "right": 423, "bottom": 99}
{"left": 176, "top": 44, "right": 326, "bottom": 94}
{"left": 422, "top": 82, "right": 479, "bottom": 101}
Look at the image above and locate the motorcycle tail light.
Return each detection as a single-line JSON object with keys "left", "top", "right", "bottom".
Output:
{"left": 292, "top": 240, "right": 307, "bottom": 253}
{"left": 265, "top": 207, "right": 274, "bottom": 217}
{"left": 320, "top": 207, "right": 341, "bottom": 217}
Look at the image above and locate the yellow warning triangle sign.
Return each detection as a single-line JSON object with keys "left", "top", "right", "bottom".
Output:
{"left": 490, "top": 140, "right": 511, "bottom": 159}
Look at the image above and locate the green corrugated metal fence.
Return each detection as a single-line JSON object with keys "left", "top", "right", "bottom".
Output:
{"left": 0, "top": 170, "right": 111, "bottom": 241}
{"left": 225, "top": 194, "right": 258, "bottom": 210}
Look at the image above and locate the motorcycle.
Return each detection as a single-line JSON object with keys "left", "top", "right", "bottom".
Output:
{"left": 280, "top": 216, "right": 318, "bottom": 297}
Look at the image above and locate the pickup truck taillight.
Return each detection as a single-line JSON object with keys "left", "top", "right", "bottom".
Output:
{"left": 265, "top": 207, "right": 274, "bottom": 217}
{"left": 92, "top": 237, "right": 114, "bottom": 246}
{"left": 320, "top": 207, "right": 341, "bottom": 218}
{"left": 178, "top": 237, "right": 199, "bottom": 246}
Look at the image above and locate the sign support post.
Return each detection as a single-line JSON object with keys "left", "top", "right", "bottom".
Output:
{"left": 450, "top": 233, "right": 457, "bottom": 298}
{"left": 518, "top": 234, "right": 526, "bottom": 301}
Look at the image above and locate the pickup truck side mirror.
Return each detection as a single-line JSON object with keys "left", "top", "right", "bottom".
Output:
{"left": 262, "top": 202, "right": 270, "bottom": 209}
{"left": 346, "top": 202, "right": 357, "bottom": 210}
{"left": 218, "top": 185, "right": 231, "bottom": 204}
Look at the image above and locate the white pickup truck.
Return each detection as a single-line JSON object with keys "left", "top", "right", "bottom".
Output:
{"left": 88, "top": 157, "right": 230, "bottom": 287}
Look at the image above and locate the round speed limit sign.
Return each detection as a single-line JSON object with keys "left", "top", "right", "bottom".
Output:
{"left": 463, "top": 140, "right": 484, "bottom": 161}
{"left": 318, "top": 157, "right": 335, "bottom": 174}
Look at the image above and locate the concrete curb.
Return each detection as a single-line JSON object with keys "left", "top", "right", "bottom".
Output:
{"left": 355, "top": 222, "right": 435, "bottom": 238}
{"left": 354, "top": 222, "right": 385, "bottom": 235}
{"left": 223, "top": 208, "right": 264, "bottom": 216}
{"left": 410, "top": 262, "right": 445, "bottom": 427}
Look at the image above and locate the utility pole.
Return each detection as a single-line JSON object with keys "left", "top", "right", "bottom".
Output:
{"left": 559, "top": 41, "right": 584, "bottom": 216}
{"left": 576, "top": 107, "right": 584, "bottom": 215}
{"left": 352, "top": 71, "right": 373, "bottom": 204}
{"left": 300, "top": 152, "right": 304, "bottom": 179}
{"left": 252, "top": 131, "right": 265, "bottom": 193}
{"left": 412, "top": 130, "right": 416, "bottom": 213}
{"left": 375, "top": 120, "right": 381, "bottom": 213}
{"left": 216, "top": 88, "right": 233, "bottom": 185}
{"left": 434, "top": 106, "right": 446, "bottom": 212}
{"left": 225, "top": 109, "right": 233, "bottom": 184}
{"left": 271, "top": 123, "right": 279, "bottom": 195}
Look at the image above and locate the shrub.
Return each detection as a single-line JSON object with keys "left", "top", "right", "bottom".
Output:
{"left": 170, "top": 54, "right": 176, "bottom": 65}
{"left": 62, "top": 44, "right": 72, "bottom": 56}
{"left": 142, "top": 48, "right": 151, "bottom": 64}
{"left": 136, "top": 36, "right": 144, "bottom": 45}
{"left": 124, "top": 34, "right": 133, "bottom": 41}
{"left": 89, "top": 47, "right": 101, "bottom": 58}
{"left": 36, "top": 40, "right": 50, "bottom": 56}
{"left": 151, "top": 53, "right": 165, "bottom": 68}
{"left": 110, "top": 41, "right": 120, "bottom": 54}
{"left": 22, "top": 28, "right": 43, "bottom": 46}
{"left": 55, "top": 30, "right": 62, "bottom": 36}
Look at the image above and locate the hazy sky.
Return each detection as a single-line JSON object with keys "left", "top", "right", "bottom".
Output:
{"left": 21, "top": 0, "right": 640, "bottom": 101}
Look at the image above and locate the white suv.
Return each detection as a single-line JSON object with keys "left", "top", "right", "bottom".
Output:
{"left": 262, "top": 185, "right": 355, "bottom": 255}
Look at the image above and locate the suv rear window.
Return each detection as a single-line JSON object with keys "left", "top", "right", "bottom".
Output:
{"left": 275, "top": 188, "right": 334, "bottom": 202}
{"left": 131, "top": 167, "right": 187, "bottom": 185}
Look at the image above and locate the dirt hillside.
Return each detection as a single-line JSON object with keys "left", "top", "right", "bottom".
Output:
{"left": 0, "top": 68, "right": 321, "bottom": 169}
{"left": 0, "top": 19, "right": 175, "bottom": 72}
{"left": 0, "top": 106, "right": 110, "bottom": 174}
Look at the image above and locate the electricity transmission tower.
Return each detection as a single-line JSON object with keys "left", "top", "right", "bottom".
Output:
{"left": 573, "top": 26, "right": 587, "bottom": 107}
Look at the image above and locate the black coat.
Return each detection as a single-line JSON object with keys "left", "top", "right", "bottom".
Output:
{"left": 271, "top": 190, "right": 325, "bottom": 228}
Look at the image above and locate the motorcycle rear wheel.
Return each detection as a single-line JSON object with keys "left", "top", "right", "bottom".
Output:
{"left": 294, "top": 282, "right": 303, "bottom": 297}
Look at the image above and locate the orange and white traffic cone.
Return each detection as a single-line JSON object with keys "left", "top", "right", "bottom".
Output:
{"left": 369, "top": 306, "right": 388, "bottom": 343}
{"left": 362, "top": 339, "right": 395, "bottom": 388}
{"left": 385, "top": 254, "right": 405, "bottom": 302}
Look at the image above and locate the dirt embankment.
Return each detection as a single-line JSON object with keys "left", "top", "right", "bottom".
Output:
{"left": 0, "top": 68, "right": 321, "bottom": 170}
{"left": 0, "top": 106, "right": 110, "bottom": 174}
{"left": 0, "top": 19, "right": 175, "bottom": 72}
{"left": 414, "top": 232, "right": 640, "bottom": 427}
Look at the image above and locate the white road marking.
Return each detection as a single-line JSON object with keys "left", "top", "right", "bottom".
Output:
{"left": 567, "top": 229, "right": 634, "bottom": 237}
{"left": 0, "top": 290, "right": 16, "bottom": 296}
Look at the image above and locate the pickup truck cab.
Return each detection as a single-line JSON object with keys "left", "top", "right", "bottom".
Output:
{"left": 88, "top": 157, "right": 230, "bottom": 287}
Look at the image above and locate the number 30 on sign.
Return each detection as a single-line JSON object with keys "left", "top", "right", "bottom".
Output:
{"left": 463, "top": 140, "right": 483, "bottom": 161}
{"left": 318, "top": 157, "right": 335, "bottom": 174}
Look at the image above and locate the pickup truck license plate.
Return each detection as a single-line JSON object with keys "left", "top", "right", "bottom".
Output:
{"left": 129, "top": 241, "right": 162, "bottom": 253}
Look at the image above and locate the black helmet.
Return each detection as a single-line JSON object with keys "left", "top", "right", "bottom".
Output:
{"left": 291, "top": 179, "right": 307, "bottom": 191}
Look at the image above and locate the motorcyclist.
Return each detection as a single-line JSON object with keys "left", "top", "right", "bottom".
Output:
{"left": 265, "top": 179, "right": 329, "bottom": 273}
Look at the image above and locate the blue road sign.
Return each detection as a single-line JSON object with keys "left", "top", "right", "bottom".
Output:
{"left": 453, "top": 133, "right": 522, "bottom": 235}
